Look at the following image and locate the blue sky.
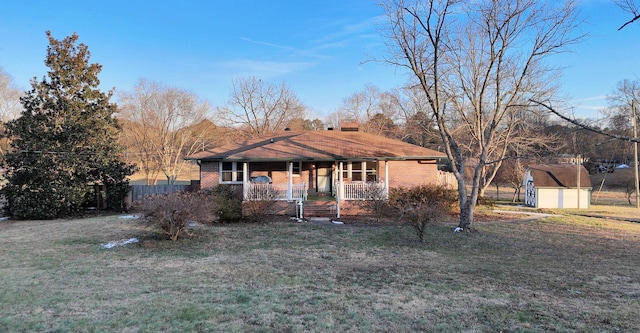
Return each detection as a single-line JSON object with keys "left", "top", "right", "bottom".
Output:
{"left": 0, "top": 0, "right": 638, "bottom": 119}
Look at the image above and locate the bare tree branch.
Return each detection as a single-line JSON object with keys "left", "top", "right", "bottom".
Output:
{"left": 616, "top": 0, "right": 640, "bottom": 30}
{"left": 531, "top": 99, "right": 640, "bottom": 143}
{"left": 216, "top": 77, "right": 306, "bottom": 138}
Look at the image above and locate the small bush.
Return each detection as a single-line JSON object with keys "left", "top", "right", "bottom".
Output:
{"left": 204, "top": 185, "right": 244, "bottom": 223}
{"left": 134, "top": 192, "right": 213, "bottom": 241}
{"left": 243, "top": 185, "right": 278, "bottom": 223}
{"left": 389, "top": 185, "right": 458, "bottom": 242}
{"left": 360, "top": 182, "right": 389, "bottom": 223}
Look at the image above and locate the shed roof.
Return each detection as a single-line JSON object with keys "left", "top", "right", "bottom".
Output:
{"left": 186, "top": 130, "right": 446, "bottom": 162}
{"left": 528, "top": 164, "right": 592, "bottom": 188}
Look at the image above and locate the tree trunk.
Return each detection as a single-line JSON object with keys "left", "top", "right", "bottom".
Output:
{"left": 458, "top": 161, "right": 484, "bottom": 230}
{"left": 458, "top": 198, "right": 475, "bottom": 230}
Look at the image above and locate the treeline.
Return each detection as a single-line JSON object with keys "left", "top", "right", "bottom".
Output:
{"left": 1, "top": 34, "right": 639, "bottom": 197}
{"left": 2, "top": 65, "right": 639, "bottom": 189}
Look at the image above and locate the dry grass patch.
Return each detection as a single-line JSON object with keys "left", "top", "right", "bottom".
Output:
{"left": 0, "top": 214, "right": 639, "bottom": 332}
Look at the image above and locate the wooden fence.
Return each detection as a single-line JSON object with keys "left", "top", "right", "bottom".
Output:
{"left": 437, "top": 170, "right": 457, "bottom": 189}
{"left": 129, "top": 181, "right": 199, "bottom": 202}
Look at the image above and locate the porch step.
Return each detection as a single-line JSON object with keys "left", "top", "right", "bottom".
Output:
{"left": 303, "top": 200, "right": 337, "bottom": 218}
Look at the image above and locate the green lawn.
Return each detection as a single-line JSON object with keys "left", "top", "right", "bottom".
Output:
{"left": 0, "top": 212, "right": 638, "bottom": 332}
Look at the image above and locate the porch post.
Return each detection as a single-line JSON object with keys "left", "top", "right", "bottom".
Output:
{"left": 384, "top": 160, "right": 389, "bottom": 199}
{"left": 287, "top": 162, "right": 293, "bottom": 200}
{"left": 338, "top": 161, "right": 344, "bottom": 218}
{"left": 243, "top": 162, "right": 249, "bottom": 200}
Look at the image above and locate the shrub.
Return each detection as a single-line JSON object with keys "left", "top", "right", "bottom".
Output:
{"left": 389, "top": 185, "right": 458, "bottom": 242}
{"left": 134, "top": 192, "right": 213, "bottom": 241}
{"left": 3, "top": 186, "right": 85, "bottom": 220}
{"left": 204, "top": 185, "right": 244, "bottom": 223}
{"left": 243, "top": 185, "right": 278, "bottom": 223}
{"left": 360, "top": 182, "right": 390, "bottom": 223}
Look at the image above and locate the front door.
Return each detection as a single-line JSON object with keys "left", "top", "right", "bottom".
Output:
{"left": 316, "top": 163, "right": 332, "bottom": 193}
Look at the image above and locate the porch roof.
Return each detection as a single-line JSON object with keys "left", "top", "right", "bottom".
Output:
{"left": 185, "top": 130, "right": 446, "bottom": 162}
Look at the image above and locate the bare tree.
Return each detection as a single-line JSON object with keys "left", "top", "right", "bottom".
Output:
{"left": 328, "top": 85, "right": 403, "bottom": 137}
{"left": 617, "top": 0, "right": 640, "bottom": 30}
{"left": 118, "top": 79, "right": 214, "bottom": 184}
{"left": 0, "top": 67, "right": 23, "bottom": 157}
{"left": 382, "top": 0, "right": 583, "bottom": 230}
{"left": 0, "top": 67, "right": 22, "bottom": 122}
{"left": 216, "top": 76, "right": 305, "bottom": 138}
{"left": 285, "top": 117, "right": 325, "bottom": 131}
{"left": 304, "top": 118, "right": 325, "bottom": 131}
{"left": 605, "top": 79, "right": 640, "bottom": 134}
{"left": 493, "top": 158, "right": 529, "bottom": 202}
{"left": 334, "top": 85, "right": 382, "bottom": 126}
{"left": 393, "top": 86, "right": 444, "bottom": 150}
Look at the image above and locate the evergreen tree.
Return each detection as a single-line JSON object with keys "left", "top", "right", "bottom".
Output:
{"left": 1, "top": 31, "right": 135, "bottom": 219}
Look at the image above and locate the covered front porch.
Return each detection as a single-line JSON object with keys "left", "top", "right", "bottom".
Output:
{"left": 240, "top": 160, "right": 390, "bottom": 216}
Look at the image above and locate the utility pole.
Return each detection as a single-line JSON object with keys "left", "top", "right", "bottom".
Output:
{"left": 633, "top": 100, "right": 639, "bottom": 208}
{"left": 577, "top": 154, "right": 581, "bottom": 209}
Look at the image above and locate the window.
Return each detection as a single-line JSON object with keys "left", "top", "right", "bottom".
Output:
{"left": 220, "top": 162, "right": 244, "bottom": 183}
{"left": 365, "top": 161, "right": 378, "bottom": 181}
{"left": 290, "top": 161, "right": 301, "bottom": 176}
{"left": 351, "top": 162, "right": 363, "bottom": 181}
{"left": 341, "top": 161, "right": 377, "bottom": 181}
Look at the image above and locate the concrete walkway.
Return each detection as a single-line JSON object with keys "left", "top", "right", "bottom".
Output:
{"left": 492, "top": 210, "right": 560, "bottom": 218}
{"left": 307, "top": 217, "right": 344, "bottom": 226}
{"left": 493, "top": 208, "right": 640, "bottom": 224}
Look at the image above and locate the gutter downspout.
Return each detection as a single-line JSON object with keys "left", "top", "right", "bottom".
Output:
{"left": 384, "top": 160, "right": 389, "bottom": 199}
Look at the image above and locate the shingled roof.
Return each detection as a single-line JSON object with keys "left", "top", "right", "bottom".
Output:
{"left": 186, "top": 130, "right": 446, "bottom": 162}
{"left": 528, "top": 164, "right": 592, "bottom": 188}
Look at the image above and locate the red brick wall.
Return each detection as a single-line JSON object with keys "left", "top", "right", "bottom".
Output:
{"left": 200, "top": 160, "right": 439, "bottom": 191}
{"left": 200, "top": 161, "right": 220, "bottom": 189}
{"left": 200, "top": 161, "right": 313, "bottom": 190}
{"left": 249, "top": 162, "right": 308, "bottom": 185}
{"left": 338, "top": 201, "right": 371, "bottom": 216}
{"left": 386, "top": 160, "right": 439, "bottom": 188}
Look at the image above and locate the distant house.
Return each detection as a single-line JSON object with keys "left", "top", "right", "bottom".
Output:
{"left": 185, "top": 126, "right": 453, "bottom": 217}
{"left": 523, "top": 164, "right": 592, "bottom": 209}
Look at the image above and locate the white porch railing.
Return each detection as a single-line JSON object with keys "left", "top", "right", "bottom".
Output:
{"left": 245, "top": 183, "right": 307, "bottom": 201}
{"left": 335, "top": 181, "right": 387, "bottom": 200}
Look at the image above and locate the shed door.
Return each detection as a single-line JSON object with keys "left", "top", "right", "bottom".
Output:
{"left": 525, "top": 180, "right": 536, "bottom": 207}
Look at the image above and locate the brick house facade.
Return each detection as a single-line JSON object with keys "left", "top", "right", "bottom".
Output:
{"left": 186, "top": 128, "right": 450, "bottom": 217}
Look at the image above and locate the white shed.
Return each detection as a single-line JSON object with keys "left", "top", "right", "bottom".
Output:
{"left": 523, "top": 164, "right": 592, "bottom": 209}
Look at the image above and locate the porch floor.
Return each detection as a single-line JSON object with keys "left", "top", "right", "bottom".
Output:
{"left": 306, "top": 192, "right": 334, "bottom": 201}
